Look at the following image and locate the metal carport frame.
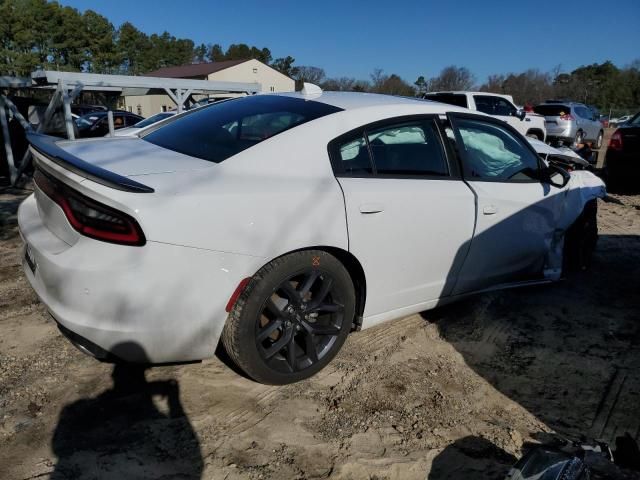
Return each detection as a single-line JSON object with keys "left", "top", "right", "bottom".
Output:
{"left": 1, "top": 70, "right": 262, "bottom": 185}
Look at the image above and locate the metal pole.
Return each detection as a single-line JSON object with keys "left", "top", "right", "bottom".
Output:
{"left": 107, "top": 110, "right": 115, "bottom": 137}
{"left": 176, "top": 90, "right": 183, "bottom": 114}
{"left": 164, "top": 88, "right": 180, "bottom": 112}
{"left": 61, "top": 81, "right": 75, "bottom": 140}
{"left": 0, "top": 97, "right": 17, "bottom": 185}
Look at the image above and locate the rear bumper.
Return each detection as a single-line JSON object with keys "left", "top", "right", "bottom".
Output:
{"left": 546, "top": 124, "right": 575, "bottom": 144}
{"left": 18, "top": 193, "right": 264, "bottom": 363}
{"left": 547, "top": 135, "right": 574, "bottom": 145}
{"left": 605, "top": 150, "right": 640, "bottom": 178}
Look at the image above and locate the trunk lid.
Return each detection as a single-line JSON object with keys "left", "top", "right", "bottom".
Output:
{"left": 57, "top": 136, "right": 215, "bottom": 177}
{"left": 533, "top": 105, "right": 572, "bottom": 125}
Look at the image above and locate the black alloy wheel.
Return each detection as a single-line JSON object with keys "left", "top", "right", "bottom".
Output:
{"left": 222, "top": 250, "right": 355, "bottom": 384}
{"left": 256, "top": 269, "right": 344, "bottom": 373}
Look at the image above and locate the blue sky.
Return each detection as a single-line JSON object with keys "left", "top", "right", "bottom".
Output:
{"left": 60, "top": 0, "right": 640, "bottom": 83}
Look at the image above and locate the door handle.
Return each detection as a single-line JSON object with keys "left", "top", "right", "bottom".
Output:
{"left": 483, "top": 205, "right": 498, "bottom": 215}
{"left": 359, "top": 203, "right": 384, "bottom": 214}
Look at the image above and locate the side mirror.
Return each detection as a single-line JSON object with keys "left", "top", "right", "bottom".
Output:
{"left": 541, "top": 164, "right": 570, "bottom": 188}
{"left": 516, "top": 109, "right": 527, "bottom": 121}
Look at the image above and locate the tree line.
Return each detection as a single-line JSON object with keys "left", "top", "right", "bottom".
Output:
{"left": 1, "top": 0, "right": 638, "bottom": 111}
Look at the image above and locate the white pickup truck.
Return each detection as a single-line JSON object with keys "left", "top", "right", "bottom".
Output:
{"left": 424, "top": 91, "right": 547, "bottom": 141}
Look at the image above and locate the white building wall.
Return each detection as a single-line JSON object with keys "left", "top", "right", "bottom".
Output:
{"left": 122, "top": 59, "right": 294, "bottom": 117}
{"left": 207, "top": 59, "right": 294, "bottom": 93}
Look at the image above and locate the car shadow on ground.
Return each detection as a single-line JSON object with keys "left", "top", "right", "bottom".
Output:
{"left": 422, "top": 232, "right": 640, "bottom": 474}
{"left": 50, "top": 342, "right": 203, "bottom": 479}
{"left": 0, "top": 189, "right": 27, "bottom": 241}
{"left": 428, "top": 435, "right": 516, "bottom": 479}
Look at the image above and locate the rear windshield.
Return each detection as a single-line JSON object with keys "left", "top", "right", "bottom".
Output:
{"left": 134, "top": 112, "right": 173, "bottom": 128}
{"left": 424, "top": 94, "right": 468, "bottom": 108}
{"left": 142, "top": 95, "right": 342, "bottom": 163}
{"left": 533, "top": 105, "right": 571, "bottom": 116}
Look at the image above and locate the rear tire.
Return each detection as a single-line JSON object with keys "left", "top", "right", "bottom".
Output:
{"left": 563, "top": 200, "right": 598, "bottom": 273}
{"left": 574, "top": 130, "right": 584, "bottom": 147}
{"left": 595, "top": 130, "right": 604, "bottom": 149}
{"left": 221, "top": 250, "right": 355, "bottom": 384}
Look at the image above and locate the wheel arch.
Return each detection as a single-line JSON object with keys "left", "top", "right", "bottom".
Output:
{"left": 526, "top": 128, "right": 544, "bottom": 141}
{"left": 266, "top": 246, "right": 367, "bottom": 331}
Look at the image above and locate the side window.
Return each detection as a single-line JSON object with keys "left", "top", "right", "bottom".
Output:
{"left": 577, "top": 107, "right": 591, "bottom": 119}
{"left": 337, "top": 135, "right": 373, "bottom": 175}
{"left": 453, "top": 118, "right": 540, "bottom": 181}
{"left": 494, "top": 98, "right": 517, "bottom": 116}
{"left": 474, "top": 95, "right": 517, "bottom": 116}
{"left": 125, "top": 115, "right": 139, "bottom": 126}
{"left": 113, "top": 115, "right": 125, "bottom": 129}
{"left": 473, "top": 95, "right": 495, "bottom": 115}
{"left": 366, "top": 120, "right": 449, "bottom": 176}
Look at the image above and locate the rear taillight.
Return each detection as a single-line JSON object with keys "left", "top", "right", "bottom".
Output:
{"left": 608, "top": 130, "right": 623, "bottom": 151}
{"left": 34, "top": 168, "right": 146, "bottom": 246}
{"left": 559, "top": 114, "right": 574, "bottom": 121}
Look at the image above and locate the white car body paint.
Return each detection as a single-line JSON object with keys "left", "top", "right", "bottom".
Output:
{"left": 18, "top": 91, "right": 605, "bottom": 363}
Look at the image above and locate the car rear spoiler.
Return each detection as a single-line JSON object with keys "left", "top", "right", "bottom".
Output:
{"left": 27, "top": 132, "right": 155, "bottom": 193}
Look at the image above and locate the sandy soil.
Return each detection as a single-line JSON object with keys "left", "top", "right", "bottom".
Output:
{"left": 1, "top": 183, "right": 639, "bottom": 480}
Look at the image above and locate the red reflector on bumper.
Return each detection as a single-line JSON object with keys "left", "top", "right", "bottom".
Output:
{"left": 226, "top": 277, "right": 251, "bottom": 312}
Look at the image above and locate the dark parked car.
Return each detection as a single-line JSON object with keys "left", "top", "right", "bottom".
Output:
{"left": 70, "top": 104, "right": 107, "bottom": 117}
{"left": 604, "top": 112, "right": 640, "bottom": 189}
{"left": 75, "top": 111, "right": 144, "bottom": 138}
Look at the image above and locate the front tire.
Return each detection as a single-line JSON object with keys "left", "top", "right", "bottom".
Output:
{"left": 221, "top": 250, "right": 356, "bottom": 384}
{"left": 563, "top": 200, "right": 598, "bottom": 273}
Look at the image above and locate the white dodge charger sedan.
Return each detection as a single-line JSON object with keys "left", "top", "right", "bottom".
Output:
{"left": 18, "top": 90, "right": 605, "bottom": 384}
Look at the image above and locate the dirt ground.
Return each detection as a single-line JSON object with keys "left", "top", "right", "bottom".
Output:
{"left": 1, "top": 174, "right": 639, "bottom": 479}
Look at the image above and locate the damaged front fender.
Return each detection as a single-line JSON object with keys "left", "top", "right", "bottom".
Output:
{"left": 544, "top": 170, "right": 606, "bottom": 279}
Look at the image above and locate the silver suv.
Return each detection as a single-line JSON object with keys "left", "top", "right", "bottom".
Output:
{"left": 533, "top": 102, "right": 604, "bottom": 148}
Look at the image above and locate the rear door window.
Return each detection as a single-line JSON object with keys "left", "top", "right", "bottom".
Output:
{"left": 424, "top": 94, "right": 468, "bottom": 108}
{"left": 473, "top": 95, "right": 496, "bottom": 115}
{"left": 366, "top": 120, "right": 449, "bottom": 176}
{"left": 577, "top": 107, "right": 593, "bottom": 120}
{"left": 332, "top": 118, "right": 450, "bottom": 177}
{"left": 142, "top": 95, "right": 342, "bottom": 163}
{"left": 337, "top": 136, "right": 373, "bottom": 175}
{"left": 473, "top": 95, "right": 517, "bottom": 116}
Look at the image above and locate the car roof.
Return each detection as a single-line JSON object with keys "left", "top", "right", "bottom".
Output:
{"left": 79, "top": 110, "right": 139, "bottom": 118}
{"left": 538, "top": 101, "right": 587, "bottom": 106}
{"left": 275, "top": 91, "right": 466, "bottom": 114}
{"left": 425, "top": 91, "right": 514, "bottom": 99}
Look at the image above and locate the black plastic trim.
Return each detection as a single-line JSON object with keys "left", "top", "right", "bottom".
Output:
{"left": 27, "top": 132, "right": 155, "bottom": 193}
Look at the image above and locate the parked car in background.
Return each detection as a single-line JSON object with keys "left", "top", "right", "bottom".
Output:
{"left": 71, "top": 105, "right": 107, "bottom": 117}
{"left": 20, "top": 91, "right": 605, "bottom": 384}
{"left": 604, "top": 112, "right": 640, "bottom": 189}
{"left": 111, "top": 111, "right": 176, "bottom": 137}
{"left": 75, "top": 111, "right": 144, "bottom": 138}
{"left": 534, "top": 102, "right": 604, "bottom": 148}
{"left": 424, "top": 91, "right": 547, "bottom": 141}
{"left": 609, "top": 115, "right": 632, "bottom": 128}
